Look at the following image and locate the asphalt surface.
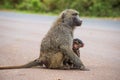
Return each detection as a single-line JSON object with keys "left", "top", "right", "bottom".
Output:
{"left": 0, "top": 11, "right": 120, "bottom": 80}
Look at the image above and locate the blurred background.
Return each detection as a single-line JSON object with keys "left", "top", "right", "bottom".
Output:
{"left": 0, "top": 0, "right": 120, "bottom": 17}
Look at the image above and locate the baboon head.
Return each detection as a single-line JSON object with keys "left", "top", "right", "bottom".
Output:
{"left": 73, "top": 38, "right": 84, "bottom": 49}
{"left": 60, "top": 9, "right": 82, "bottom": 27}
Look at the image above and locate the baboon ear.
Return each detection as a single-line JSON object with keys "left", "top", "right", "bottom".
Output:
{"left": 61, "top": 13, "right": 65, "bottom": 19}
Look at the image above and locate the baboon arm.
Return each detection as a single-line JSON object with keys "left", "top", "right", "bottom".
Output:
{"left": 60, "top": 46, "right": 84, "bottom": 68}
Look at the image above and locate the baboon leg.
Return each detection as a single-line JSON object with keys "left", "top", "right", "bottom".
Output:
{"left": 61, "top": 46, "right": 85, "bottom": 70}
{"left": 38, "top": 52, "right": 53, "bottom": 68}
{"left": 48, "top": 52, "right": 71, "bottom": 69}
{"left": 49, "top": 52, "right": 64, "bottom": 69}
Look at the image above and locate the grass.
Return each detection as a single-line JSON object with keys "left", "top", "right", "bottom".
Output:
{"left": 0, "top": 8, "right": 120, "bottom": 20}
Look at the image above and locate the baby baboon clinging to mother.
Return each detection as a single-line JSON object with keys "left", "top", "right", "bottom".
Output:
{"left": 0, "top": 9, "right": 85, "bottom": 70}
{"left": 63, "top": 38, "right": 84, "bottom": 69}
{"left": 73, "top": 38, "right": 84, "bottom": 57}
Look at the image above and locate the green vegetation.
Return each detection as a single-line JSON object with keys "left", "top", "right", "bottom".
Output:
{"left": 0, "top": 0, "right": 120, "bottom": 17}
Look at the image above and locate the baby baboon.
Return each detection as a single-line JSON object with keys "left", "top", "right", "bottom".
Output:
{"left": 0, "top": 9, "right": 85, "bottom": 70}
{"left": 73, "top": 38, "right": 84, "bottom": 57}
{"left": 63, "top": 38, "right": 84, "bottom": 69}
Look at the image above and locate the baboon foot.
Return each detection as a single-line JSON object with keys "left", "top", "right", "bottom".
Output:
{"left": 80, "top": 66, "right": 90, "bottom": 71}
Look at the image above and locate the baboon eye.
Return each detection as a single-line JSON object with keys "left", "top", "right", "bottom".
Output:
{"left": 72, "top": 13, "right": 78, "bottom": 16}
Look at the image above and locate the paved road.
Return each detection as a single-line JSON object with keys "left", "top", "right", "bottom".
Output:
{"left": 0, "top": 11, "right": 120, "bottom": 80}
{"left": 0, "top": 11, "right": 120, "bottom": 30}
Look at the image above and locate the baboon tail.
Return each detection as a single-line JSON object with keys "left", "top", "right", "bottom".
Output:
{"left": 0, "top": 59, "right": 43, "bottom": 70}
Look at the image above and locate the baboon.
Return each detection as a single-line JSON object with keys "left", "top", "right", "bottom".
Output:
{"left": 38, "top": 9, "right": 85, "bottom": 69}
{"left": 73, "top": 38, "right": 84, "bottom": 57}
{"left": 0, "top": 9, "right": 85, "bottom": 70}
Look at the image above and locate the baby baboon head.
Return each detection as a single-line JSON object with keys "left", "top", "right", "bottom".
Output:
{"left": 73, "top": 38, "right": 84, "bottom": 49}
{"left": 60, "top": 9, "right": 82, "bottom": 27}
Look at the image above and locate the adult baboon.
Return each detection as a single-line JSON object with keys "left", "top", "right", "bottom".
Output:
{"left": 38, "top": 9, "right": 85, "bottom": 69}
{"left": 0, "top": 9, "right": 85, "bottom": 70}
